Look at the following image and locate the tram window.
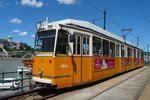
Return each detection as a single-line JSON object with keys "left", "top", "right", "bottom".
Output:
{"left": 134, "top": 49, "right": 136, "bottom": 58}
{"left": 82, "top": 37, "right": 89, "bottom": 55}
{"left": 77, "top": 36, "right": 81, "bottom": 55}
{"left": 121, "top": 45, "right": 124, "bottom": 57}
{"left": 141, "top": 51, "right": 144, "bottom": 58}
{"left": 42, "top": 39, "right": 52, "bottom": 52}
{"left": 73, "top": 35, "right": 76, "bottom": 55}
{"left": 138, "top": 50, "right": 140, "bottom": 58}
{"left": 110, "top": 42, "right": 115, "bottom": 57}
{"left": 128, "top": 47, "right": 131, "bottom": 57}
{"left": 131, "top": 49, "right": 133, "bottom": 57}
{"left": 56, "top": 30, "right": 68, "bottom": 55}
{"left": 35, "top": 30, "right": 56, "bottom": 52}
{"left": 116, "top": 44, "right": 120, "bottom": 57}
{"left": 87, "top": 37, "right": 89, "bottom": 55}
{"left": 93, "top": 36, "right": 101, "bottom": 56}
{"left": 83, "top": 37, "right": 86, "bottom": 55}
{"left": 103, "top": 39, "right": 109, "bottom": 56}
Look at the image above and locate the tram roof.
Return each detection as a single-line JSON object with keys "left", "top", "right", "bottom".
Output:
{"left": 49, "top": 19, "right": 142, "bottom": 50}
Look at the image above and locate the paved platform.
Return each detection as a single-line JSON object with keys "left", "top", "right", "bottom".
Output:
{"left": 49, "top": 66, "right": 150, "bottom": 100}
{"left": 138, "top": 77, "right": 150, "bottom": 100}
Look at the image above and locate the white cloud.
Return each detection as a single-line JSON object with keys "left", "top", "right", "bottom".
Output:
{"left": 56, "top": 0, "right": 78, "bottom": 5}
{"left": 31, "top": 34, "right": 35, "bottom": 38}
{"left": 10, "top": 17, "right": 22, "bottom": 24}
{"left": 13, "top": 29, "right": 19, "bottom": 33}
{"left": 13, "top": 30, "right": 28, "bottom": 36}
{"left": 21, "top": 0, "right": 43, "bottom": 8}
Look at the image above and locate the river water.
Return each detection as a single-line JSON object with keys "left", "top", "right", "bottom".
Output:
{"left": 0, "top": 58, "right": 24, "bottom": 78}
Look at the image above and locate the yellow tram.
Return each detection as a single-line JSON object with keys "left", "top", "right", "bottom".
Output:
{"left": 32, "top": 19, "right": 144, "bottom": 89}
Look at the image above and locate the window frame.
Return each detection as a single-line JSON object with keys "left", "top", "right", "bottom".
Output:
{"left": 73, "top": 32, "right": 90, "bottom": 56}
{"left": 92, "top": 36, "right": 102, "bottom": 56}
{"left": 103, "top": 39, "right": 110, "bottom": 57}
{"left": 110, "top": 41, "right": 115, "bottom": 57}
{"left": 55, "top": 29, "right": 69, "bottom": 56}
{"left": 121, "top": 45, "right": 125, "bottom": 57}
{"left": 116, "top": 43, "right": 120, "bottom": 57}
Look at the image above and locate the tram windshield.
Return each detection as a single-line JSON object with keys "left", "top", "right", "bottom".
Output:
{"left": 35, "top": 30, "right": 56, "bottom": 52}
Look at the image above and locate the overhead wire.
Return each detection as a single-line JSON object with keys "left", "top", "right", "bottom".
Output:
{"left": 135, "top": 0, "right": 150, "bottom": 24}
{"left": 86, "top": 0, "right": 125, "bottom": 31}
{"left": 108, "top": 17, "right": 124, "bottom": 29}
{"left": 86, "top": 0, "right": 103, "bottom": 13}
{"left": 86, "top": 0, "right": 138, "bottom": 45}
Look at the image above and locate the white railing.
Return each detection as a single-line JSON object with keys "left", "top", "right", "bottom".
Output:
{"left": 0, "top": 48, "right": 10, "bottom": 58}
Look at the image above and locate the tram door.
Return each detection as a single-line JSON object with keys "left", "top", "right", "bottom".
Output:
{"left": 73, "top": 34, "right": 90, "bottom": 84}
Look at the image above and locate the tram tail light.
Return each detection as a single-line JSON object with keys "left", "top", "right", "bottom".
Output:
{"left": 49, "top": 60, "right": 52, "bottom": 64}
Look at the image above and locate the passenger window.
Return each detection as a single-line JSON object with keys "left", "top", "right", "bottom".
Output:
{"left": 77, "top": 36, "right": 81, "bottom": 55}
{"left": 131, "top": 48, "right": 133, "bottom": 58}
{"left": 103, "top": 39, "right": 109, "bottom": 56}
{"left": 73, "top": 35, "right": 76, "bottom": 55}
{"left": 121, "top": 45, "right": 124, "bottom": 57}
{"left": 134, "top": 49, "right": 137, "bottom": 64}
{"left": 116, "top": 44, "right": 120, "bottom": 57}
{"left": 110, "top": 42, "right": 115, "bottom": 57}
{"left": 87, "top": 37, "right": 89, "bottom": 55}
{"left": 83, "top": 37, "right": 89, "bottom": 55}
{"left": 56, "top": 30, "right": 68, "bottom": 55}
{"left": 138, "top": 50, "right": 140, "bottom": 58}
{"left": 134, "top": 49, "right": 136, "bottom": 58}
{"left": 128, "top": 47, "right": 131, "bottom": 57}
{"left": 141, "top": 51, "right": 144, "bottom": 58}
{"left": 83, "top": 37, "right": 86, "bottom": 55}
{"left": 93, "top": 36, "right": 102, "bottom": 56}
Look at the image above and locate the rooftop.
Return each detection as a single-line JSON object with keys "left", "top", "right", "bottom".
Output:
{"left": 49, "top": 19, "right": 141, "bottom": 49}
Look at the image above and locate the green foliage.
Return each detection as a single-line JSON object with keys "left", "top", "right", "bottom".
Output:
{"left": 15, "top": 54, "right": 23, "bottom": 58}
{"left": 24, "top": 46, "right": 34, "bottom": 52}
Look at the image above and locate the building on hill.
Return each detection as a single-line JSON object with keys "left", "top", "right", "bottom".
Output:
{"left": 0, "top": 36, "right": 29, "bottom": 51}
{"left": 16, "top": 42, "right": 28, "bottom": 50}
{"left": 0, "top": 36, "right": 33, "bottom": 58}
{"left": 0, "top": 38, "right": 9, "bottom": 48}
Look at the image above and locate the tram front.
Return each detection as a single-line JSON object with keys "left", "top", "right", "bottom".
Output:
{"left": 32, "top": 21, "right": 71, "bottom": 88}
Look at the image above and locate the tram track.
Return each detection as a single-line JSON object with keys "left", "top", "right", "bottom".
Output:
{"left": 3, "top": 88, "right": 43, "bottom": 100}
{"left": 8, "top": 87, "right": 67, "bottom": 100}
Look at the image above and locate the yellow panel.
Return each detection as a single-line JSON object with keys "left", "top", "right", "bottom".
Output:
{"left": 32, "top": 55, "right": 143, "bottom": 89}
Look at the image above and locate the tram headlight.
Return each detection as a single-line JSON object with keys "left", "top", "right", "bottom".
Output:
{"left": 38, "top": 68, "right": 43, "bottom": 76}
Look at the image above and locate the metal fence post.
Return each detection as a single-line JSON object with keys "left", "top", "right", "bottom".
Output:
{"left": 2, "top": 72, "right": 4, "bottom": 83}
{"left": 20, "top": 68, "right": 23, "bottom": 92}
{"left": 29, "top": 72, "right": 33, "bottom": 90}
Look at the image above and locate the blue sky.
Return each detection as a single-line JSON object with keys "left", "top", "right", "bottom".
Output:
{"left": 0, "top": 0, "right": 150, "bottom": 51}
